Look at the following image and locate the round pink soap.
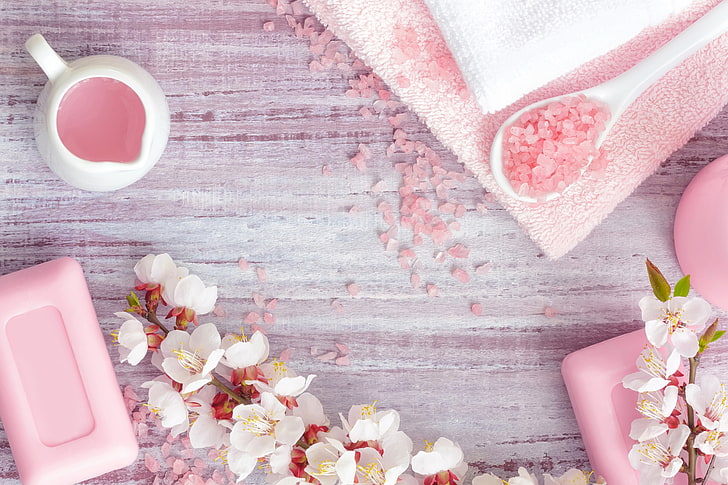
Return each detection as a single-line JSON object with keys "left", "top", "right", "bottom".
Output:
{"left": 674, "top": 154, "right": 728, "bottom": 311}
{"left": 56, "top": 77, "right": 146, "bottom": 163}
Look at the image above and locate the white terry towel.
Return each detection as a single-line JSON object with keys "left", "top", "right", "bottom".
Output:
{"left": 423, "top": 0, "right": 692, "bottom": 114}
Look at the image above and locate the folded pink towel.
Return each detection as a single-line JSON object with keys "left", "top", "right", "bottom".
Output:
{"left": 301, "top": 0, "right": 728, "bottom": 259}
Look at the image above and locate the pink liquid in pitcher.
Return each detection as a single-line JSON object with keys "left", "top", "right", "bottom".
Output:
{"left": 56, "top": 77, "right": 145, "bottom": 162}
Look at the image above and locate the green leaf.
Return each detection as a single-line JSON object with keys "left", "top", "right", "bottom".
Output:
{"left": 673, "top": 275, "right": 691, "bottom": 297}
{"left": 126, "top": 292, "right": 141, "bottom": 308}
{"left": 646, "top": 259, "right": 671, "bottom": 302}
{"left": 711, "top": 330, "right": 726, "bottom": 343}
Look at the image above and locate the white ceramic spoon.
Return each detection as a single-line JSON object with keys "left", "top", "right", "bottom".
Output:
{"left": 490, "top": 0, "right": 728, "bottom": 203}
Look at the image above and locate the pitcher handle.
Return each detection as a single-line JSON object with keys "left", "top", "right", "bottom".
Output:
{"left": 25, "top": 34, "right": 69, "bottom": 83}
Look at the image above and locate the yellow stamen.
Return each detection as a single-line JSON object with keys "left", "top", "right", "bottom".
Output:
{"left": 638, "top": 345, "right": 666, "bottom": 378}
{"left": 316, "top": 461, "right": 337, "bottom": 476}
{"left": 361, "top": 401, "right": 378, "bottom": 419}
{"left": 241, "top": 409, "right": 276, "bottom": 436}
{"left": 358, "top": 463, "right": 386, "bottom": 485}
{"left": 424, "top": 440, "right": 435, "bottom": 452}
{"left": 661, "top": 308, "right": 684, "bottom": 334}
{"left": 172, "top": 347, "right": 206, "bottom": 373}
{"left": 636, "top": 441, "right": 671, "bottom": 467}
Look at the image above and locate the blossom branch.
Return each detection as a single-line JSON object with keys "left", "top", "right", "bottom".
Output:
{"left": 687, "top": 356, "right": 699, "bottom": 485}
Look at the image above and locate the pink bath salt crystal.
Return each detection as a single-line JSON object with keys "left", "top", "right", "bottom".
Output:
{"left": 291, "top": 1, "right": 306, "bottom": 16}
{"left": 173, "top": 459, "right": 189, "bottom": 475}
{"left": 146, "top": 453, "right": 161, "bottom": 473}
{"left": 345, "top": 89, "right": 359, "bottom": 98}
{"left": 386, "top": 238, "right": 399, "bottom": 252}
{"left": 253, "top": 292, "right": 266, "bottom": 308}
{"left": 310, "top": 346, "right": 319, "bottom": 356}
{"left": 413, "top": 234, "right": 424, "bottom": 246}
{"left": 359, "top": 107, "right": 374, "bottom": 120}
{"left": 475, "top": 263, "right": 492, "bottom": 275}
{"left": 502, "top": 94, "right": 610, "bottom": 199}
{"left": 124, "top": 385, "right": 140, "bottom": 402}
{"left": 449, "top": 221, "right": 461, "bottom": 232}
{"left": 309, "top": 59, "right": 324, "bottom": 72}
{"left": 471, "top": 303, "right": 483, "bottom": 316}
{"left": 350, "top": 152, "right": 367, "bottom": 172}
{"left": 400, "top": 248, "right": 416, "bottom": 258}
{"left": 454, "top": 204, "right": 466, "bottom": 218}
{"left": 388, "top": 113, "right": 409, "bottom": 127}
{"left": 244, "top": 312, "right": 260, "bottom": 324}
{"left": 434, "top": 251, "right": 446, "bottom": 264}
{"left": 317, "top": 351, "right": 337, "bottom": 361}
{"left": 439, "top": 202, "right": 455, "bottom": 214}
{"left": 212, "top": 304, "right": 226, "bottom": 317}
{"left": 331, "top": 299, "right": 345, "bottom": 313}
{"left": 237, "top": 258, "right": 249, "bottom": 271}
{"left": 371, "top": 180, "right": 385, "bottom": 193}
{"left": 379, "top": 232, "right": 389, "bottom": 244}
{"left": 475, "top": 203, "right": 488, "bottom": 215}
{"left": 194, "top": 459, "right": 207, "bottom": 470}
{"left": 452, "top": 268, "right": 471, "bottom": 283}
{"left": 398, "top": 256, "right": 410, "bottom": 269}
{"left": 162, "top": 442, "right": 172, "bottom": 457}
{"left": 447, "top": 243, "right": 470, "bottom": 259}
{"left": 335, "top": 343, "right": 350, "bottom": 355}
{"left": 256, "top": 267, "right": 267, "bottom": 282}
{"left": 278, "top": 348, "right": 292, "bottom": 362}
{"left": 347, "top": 283, "right": 360, "bottom": 296}
{"left": 263, "top": 312, "right": 275, "bottom": 324}
{"left": 251, "top": 323, "right": 267, "bottom": 334}
{"left": 137, "top": 422, "right": 149, "bottom": 438}
{"left": 335, "top": 356, "right": 351, "bottom": 366}
{"left": 411, "top": 273, "right": 421, "bottom": 288}
{"left": 263, "top": 21, "right": 276, "bottom": 32}
{"left": 426, "top": 284, "right": 439, "bottom": 297}
{"left": 349, "top": 205, "right": 359, "bottom": 214}
{"left": 266, "top": 298, "right": 278, "bottom": 310}
{"left": 358, "top": 143, "right": 372, "bottom": 159}
{"left": 544, "top": 306, "right": 558, "bottom": 318}
{"left": 321, "top": 164, "right": 332, "bottom": 176}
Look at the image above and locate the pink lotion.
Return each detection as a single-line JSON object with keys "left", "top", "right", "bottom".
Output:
{"left": 56, "top": 77, "right": 145, "bottom": 162}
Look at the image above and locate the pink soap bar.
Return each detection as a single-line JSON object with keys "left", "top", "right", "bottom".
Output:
{"left": 0, "top": 258, "right": 138, "bottom": 484}
{"left": 562, "top": 331, "right": 715, "bottom": 485}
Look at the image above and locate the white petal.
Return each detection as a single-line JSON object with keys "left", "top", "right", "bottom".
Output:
{"left": 134, "top": 254, "right": 157, "bottom": 282}
{"left": 645, "top": 320, "right": 668, "bottom": 348}
{"left": 223, "top": 331, "right": 269, "bottom": 368}
{"left": 377, "top": 410, "right": 400, "bottom": 437}
{"left": 335, "top": 451, "right": 357, "bottom": 484}
{"left": 433, "top": 437, "right": 464, "bottom": 469}
{"left": 685, "top": 383, "right": 706, "bottom": 413}
{"left": 194, "top": 285, "right": 218, "bottom": 315}
{"left": 275, "top": 375, "right": 316, "bottom": 397}
{"left": 671, "top": 328, "right": 699, "bottom": 357}
{"left": 189, "top": 415, "right": 226, "bottom": 449}
{"left": 227, "top": 446, "right": 258, "bottom": 480}
{"left": 663, "top": 457, "right": 683, "bottom": 477}
{"left": 180, "top": 375, "right": 212, "bottom": 394}
{"left": 160, "top": 330, "right": 191, "bottom": 358}
{"left": 124, "top": 342, "right": 148, "bottom": 366}
{"left": 680, "top": 297, "right": 711, "bottom": 328}
{"left": 668, "top": 425, "right": 691, "bottom": 452}
{"left": 275, "top": 416, "right": 305, "bottom": 445}
{"left": 292, "top": 393, "right": 328, "bottom": 427}
{"left": 261, "top": 392, "right": 288, "bottom": 420}
{"left": 189, "top": 323, "right": 222, "bottom": 357}
{"left": 162, "top": 358, "right": 192, "bottom": 385}
{"left": 202, "top": 348, "right": 225, "bottom": 376}
{"left": 269, "top": 445, "right": 293, "bottom": 474}
{"left": 663, "top": 386, "right": 679, "bottom": 414}
{"left": 472, "top": 474, "right": 505, "bottom": 485}
{"left": 640, "top": 296, "right": 665, "bottom": 322}
{"left": 665, "top": 349, "right": 681, "bottom": 376}
{"left": 349, "top": 419, "right": 379, "bottom": 442}
{"left": 629, "top": 418, "right": 667, "bottom": 441}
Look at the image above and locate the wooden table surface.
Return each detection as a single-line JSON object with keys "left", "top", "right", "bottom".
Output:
{"left": 2, "top": 1, "right": 728, "bottom": 483}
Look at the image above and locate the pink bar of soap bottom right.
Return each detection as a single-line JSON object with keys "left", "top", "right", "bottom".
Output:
{"left": 562, "top": 330, "right": 717, "bottom": 485}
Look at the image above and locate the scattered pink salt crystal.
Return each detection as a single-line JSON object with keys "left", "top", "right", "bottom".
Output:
{"left": 434, "top": 251, "right": 446, "bottom": 264}
{"left": 371, "top": 180, "right": 385, "bottom": 193}
{"left": 452, "top": 268, "right": 471, "bottom": 283}
{"left": 263, "top": 312, "right": 275, "bottom": 324}
{"left": 335, "top": 356, "right": 351, "bottom": 366}
{"left": 544, "top": 306, "right": 558, "bottom": 318}
{"left": 263, "top": 21, "right": 275, "bottom": 32}
{"left": 411, "top": 273, "right": 421, "bottom": 288}
{"left": 475, "top": 263, "right": 492, "bottom": 275}
{"left": 471, "top": 303, "right": 483, "bottom": 316}
{"left": 173, "top": 459, "right": 188, "bottom": 475}
{"left": 251, "top": 323, "right": 266, "bottom": 334}
{"left": 162, "top": 442, "right": 172, "bottom": 458}
{"left": 385, "top": 238, "right": 399, "bottom": 252}
{"left": 124, "top": 385, "right": 140, "bottom": 402}
{"left": 349, "top": 205, "right": 360, "bottom": 214}
{"left": 256, "top": 267, "right": 267, "bottom": 282}
{"left": 244, "top": 312, "right": 260, "bottom": 324}
{"left": 253, "top": 292, "right": 265, "bottom": 308}
{"left": 278, "top": 348, "right": 291, "bottom": 361}
{"left": 237, "top": 258, "right": 249, "bottom": 271}
{"left": 455, "top": 204, "right": 466, "bottom": 218}
{"left": 317, "top": 351, "right": 337, "bottom": 361}
{"left": 426, "top": 284, "right": 439, "bottom": 297}
{"left": 212, "top": 304, "right": 226, "bottom": 317}
{"left": 266, "top": 298, "right": 278, "bottom": 310}
{"left": 321, "top": 164, "right": 332, "bottom": 176}
{"left": 335, "top": 343, "right": 350, "bottom": 355}
{"left": 310, "top": 346, "right": 318, "bottom": 356}
{"left": 476, "top": 203, "right": 488, "bottom": 215}
{"left": 447, "top": 243, "right": 470, "bottom": 259}
{"left": 331, "top": 299, "right": 345, "bottom": 313}
{"left": 346, "top": 283, "right": 360, "bottom": 296}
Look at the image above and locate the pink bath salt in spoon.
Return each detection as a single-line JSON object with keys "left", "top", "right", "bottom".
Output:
{"left": 490, "top": 0, "right": 728, "bottom": 203}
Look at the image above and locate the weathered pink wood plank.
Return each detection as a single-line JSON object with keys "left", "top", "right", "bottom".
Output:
{"left": 0, "top": 0, "right": 727, "bottom": 484}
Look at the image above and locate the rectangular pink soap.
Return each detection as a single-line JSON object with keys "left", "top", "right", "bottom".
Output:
{"left": 562, "top": 330, "right": 715, "bottom": 485}
{"left": 0, "top": 257, "right": 138, "bottom": 484}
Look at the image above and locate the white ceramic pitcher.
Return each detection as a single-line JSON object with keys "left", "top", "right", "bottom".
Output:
{"left": 25, "top": 34, "right": 170, "bottom": 191}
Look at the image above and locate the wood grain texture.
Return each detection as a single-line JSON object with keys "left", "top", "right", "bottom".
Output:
{"left": 1, "top": 1, "right": 728, "bottom": 483}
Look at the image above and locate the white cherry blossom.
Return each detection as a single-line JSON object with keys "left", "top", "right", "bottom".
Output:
{"left": 187, "top": 386, "right": 230, "bottom": 449}
{"left": 629, "top": 386, "right": 679, "bottom": 441}
{"left": 623, "top": 345, "right": 681, "bottom": 392}
{"left": 114, "top": 312, "right": 148, "bottom": 365}
{"left": 411, "top": 437, "right": 466, "bottom": 478}
{"left": 163, "top": 273, "right": 217, "bottom": 315}
{"left": 220, "top": 330, "right": 270, "bottom": 370}
{"left": 229, "top": 392, "right": 305, "bottom": 458}
{"left": 628, "top": 424, "right": 690, "bottom": 485}
{"left": 305, "top": 439, "right": 347, "bottom": 485}
{"left": 335, "top": 434, "right": 412, "bottom": 485}
{"left": 143, "top": 379, "right": 189, "bottom": 437}
{"left": 685, "top": 374, "right": 728, "bottom": 430}
{"left": 340, "top": 402, "right": 400, "bottom": 443}
{"left": 134, "top": 253, "right": 186, "bottom": 287}
{"left": 695, "top": 428, "right": 728, "bottom": 456}
{"left": 639, "top": 295, "right": 711, "bottom": 357}
{"left": 160, "top": 323, "right": 225, "bottom": 393}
